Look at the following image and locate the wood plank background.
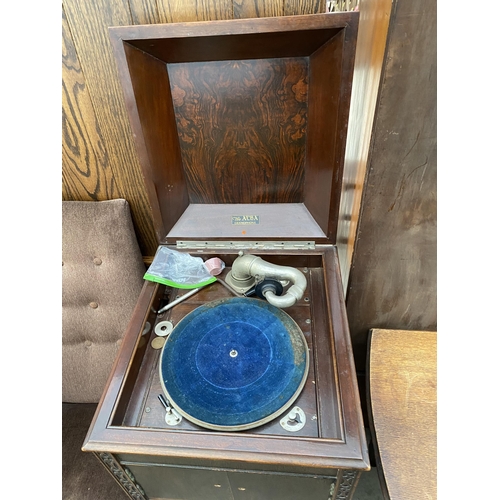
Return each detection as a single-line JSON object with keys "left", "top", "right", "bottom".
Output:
{"left": 61, "top": 0, "right": 328, "bottom": 257}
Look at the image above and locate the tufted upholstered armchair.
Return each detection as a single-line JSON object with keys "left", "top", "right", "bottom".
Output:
{"left": 62, "top": 199, "right": 146, "bottom": 499}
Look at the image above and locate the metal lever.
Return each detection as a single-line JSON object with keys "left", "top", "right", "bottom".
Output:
{"left": 280, "top": 406, "right": 306, "bottom": 432}
{"left": 158, "top": 394, "right": 182, "bottom": 426}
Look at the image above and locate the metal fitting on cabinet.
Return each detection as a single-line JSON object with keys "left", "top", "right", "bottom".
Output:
{"left": 227, "top": 253, "right": 307, "bottom": 308}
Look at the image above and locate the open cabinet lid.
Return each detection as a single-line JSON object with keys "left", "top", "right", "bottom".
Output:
{"left": 109, "top": 12, "right": 359, "bottom": 246}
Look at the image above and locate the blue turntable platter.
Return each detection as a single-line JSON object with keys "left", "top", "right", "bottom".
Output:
{"left": 159, "top": 297, "right": 309, "bottom": 431}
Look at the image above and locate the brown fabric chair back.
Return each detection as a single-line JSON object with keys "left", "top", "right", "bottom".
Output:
{"left": 62, "top": 199, "right": 145, "bottom": 403}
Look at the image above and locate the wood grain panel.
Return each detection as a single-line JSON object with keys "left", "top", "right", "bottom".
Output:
{"left": 304, "top": 16, "right": 358, "bottom": 243}
{"left": 336, "top": 0, "right": 392, "bottom": 291}
{"left": 62, "top": 7, "right": 118, "bottom": 202}
{"left": 121, "top": 43, "right": 190, "bottom": 240}
{"left": 126, "top": 26, "right": 341, "bottom": 64}
{"left": 62, "top": 0, "right": 158, "bottom": 256}
{"left": 367, "top": 329, "right": 436, "bottom": 500}
{"left": 303, "top": 34, "right": 344, "bottom": 235}
{"left": 233, "top": 0, "right": 283, "bottom": 18}
{"left": 128, "top": 0, "right": 162, "bottom": 24}
{"left": 284, "top": 0, "right": 326, "bottom": 15}
{"left": 346, "top": 0, "right": 437, "bottom": 371}
{"left": 157, "top": 0, "right": 233, "bottom": 23}
{"left": 167, "top": 58, "right": 308, "bottom": 203}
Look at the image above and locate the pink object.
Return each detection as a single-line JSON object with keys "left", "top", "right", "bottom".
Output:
{"left": 204, "top": 257, "right": 225, "bottom": 276}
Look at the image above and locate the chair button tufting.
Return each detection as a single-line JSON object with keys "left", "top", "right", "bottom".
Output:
{"left": 85, "top": 340, "right": 92, "bottom": 347}
{"left": 93, "top": 257, "right": 102, "bottom": 266}
{"left": 116, "top": 339, "right": 122, "bottom": 346}
{"left": 89, "top": 302, "right": 98, "bottom": 309}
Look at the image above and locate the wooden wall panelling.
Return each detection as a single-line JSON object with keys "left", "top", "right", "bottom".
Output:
{"left": 62, "top": 7, "right": 118, "bottom": 202}
{"left": 156, "top": 0, "right": 233, "bottom": 23}
{"left": 62, "top": 0, "right": 158, "bottom": 256}
{"left": 345, "top": 0, "right": 437, "bottom": 371}
{"left": 336, "top": 0, "right": 393, "bottom": 290}
{"left": 284, "top": 0, "right": 326, "bottom": 15}
{"left": 233, "top": 0, "right": 283, "bottom": 18}
{"left": 233, "top": 0, "right": 326, "bottom": 19}
{"left": 129, "top": 0, "right": 162, "bottom": 24}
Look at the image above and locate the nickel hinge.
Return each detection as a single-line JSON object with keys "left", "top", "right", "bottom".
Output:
{"left": 176, "top": 240, "right": 316, "bottom": 251}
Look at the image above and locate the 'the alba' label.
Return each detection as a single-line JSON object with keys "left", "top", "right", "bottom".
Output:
{"left": 231, "top": 215, "right": 260, "bottom": 225}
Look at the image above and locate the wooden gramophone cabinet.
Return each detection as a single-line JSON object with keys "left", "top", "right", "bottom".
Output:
{"left": 83, "top": 12, "right": 370, "bottom": 500}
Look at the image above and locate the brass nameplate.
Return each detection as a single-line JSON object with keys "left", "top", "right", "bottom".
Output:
{"left": 231, "top": 215, "right": 260, "bottom": 225}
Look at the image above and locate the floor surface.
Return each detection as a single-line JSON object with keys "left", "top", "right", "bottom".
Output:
{"left": 354, "top": 468, "right": 385, "bottom": 499}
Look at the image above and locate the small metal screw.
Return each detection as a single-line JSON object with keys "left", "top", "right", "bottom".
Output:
{"left": 305, "top": 319, "right": 311, "bottom": 324}
{"left": 145, "top": 407, "right": 151, "bottom": 413}
{"left": 304, "top": 297, "right": 310, "bottom": 302}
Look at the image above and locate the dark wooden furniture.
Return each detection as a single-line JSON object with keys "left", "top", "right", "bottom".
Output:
{"left": 366, "top": 329, "right": 437, "bottom": 500}
{"left": 83, "top": 13, "right": 370, "bottom": 500}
